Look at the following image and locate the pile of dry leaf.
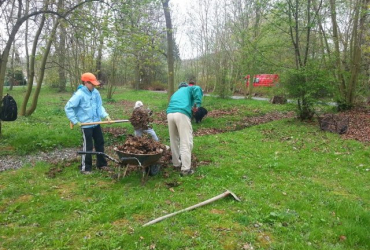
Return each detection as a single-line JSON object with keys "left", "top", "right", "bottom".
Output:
{"left": 129, "top": 108, "right": 153, "bottom": 130}
{"left": 339, "top": 107, "right": 370, "bottom": 143}
{"left": 116, "top": 135, "right": 165, "bottom": 155}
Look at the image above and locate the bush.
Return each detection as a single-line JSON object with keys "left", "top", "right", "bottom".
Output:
{"left": 5, "top": 69, "right": 27, "bottom": 86}
{"left": 282, "top": 63, "right": 334, "bottom": 120}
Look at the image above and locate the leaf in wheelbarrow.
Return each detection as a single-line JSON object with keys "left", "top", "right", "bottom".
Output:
{"left": 116, "top": 135, "right": 166, "bottom": 155}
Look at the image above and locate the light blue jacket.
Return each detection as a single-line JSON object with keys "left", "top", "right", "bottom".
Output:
{"left": 65, "top": 86, "right": 108, "bottom": 128}
{"left": 166, "top": 86, "right": 203, "bottom": 118}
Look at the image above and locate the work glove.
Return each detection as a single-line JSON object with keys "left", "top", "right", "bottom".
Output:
{"left": 76, "top": 122, "right": 82, "bottom": 127}
{"left": 106, "top": 116, "right": 112, "bottom": 121}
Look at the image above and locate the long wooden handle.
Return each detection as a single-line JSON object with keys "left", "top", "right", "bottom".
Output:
{"left": 143, "top": 190, "right": 240, "bottom": 227}
{"left": 70, "top": 119, "right": 129, "bottom": 129}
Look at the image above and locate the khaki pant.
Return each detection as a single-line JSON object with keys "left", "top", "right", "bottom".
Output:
{"left": 167, "top": 112, "right": 193, "bottom": 171}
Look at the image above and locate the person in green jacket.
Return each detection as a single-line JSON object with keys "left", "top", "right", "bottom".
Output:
{"left": 166, "top": 82, "right": 203, "bottom": 176}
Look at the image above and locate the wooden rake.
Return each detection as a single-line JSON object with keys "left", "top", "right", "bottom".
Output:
{"left": 143, "top": 189, "right": 241, "bottom": 227}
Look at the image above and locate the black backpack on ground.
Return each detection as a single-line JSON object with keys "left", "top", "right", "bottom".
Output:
{"left": 0, "top": 94, "right": 17, "bottom": 121}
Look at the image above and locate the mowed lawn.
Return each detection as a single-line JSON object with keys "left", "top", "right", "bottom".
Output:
{"left": 0, "top": 87, "right": 369, "bottom": 250}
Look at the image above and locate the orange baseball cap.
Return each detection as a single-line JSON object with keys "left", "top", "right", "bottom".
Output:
{"left": 81, "top": 72, "right": 100, "bottom": 86}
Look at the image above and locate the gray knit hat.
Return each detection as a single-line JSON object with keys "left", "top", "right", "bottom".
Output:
{"left": 178, "top": 82, "right": 188, "bottom": 89}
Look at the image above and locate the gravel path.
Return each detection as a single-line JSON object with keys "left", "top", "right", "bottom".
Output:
{"left": 0, "top": 147, "right": 80, "bottom": 172}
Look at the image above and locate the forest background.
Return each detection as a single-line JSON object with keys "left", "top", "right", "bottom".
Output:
{"left": 1, "top": 1, "right": 370, "bottom": 248}
{"left": 0, "top": 0, "right": 369, "bottom": 130}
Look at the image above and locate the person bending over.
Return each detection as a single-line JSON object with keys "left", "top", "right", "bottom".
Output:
{"left": 166, "top": 82, "right": 203, "bottom": 176}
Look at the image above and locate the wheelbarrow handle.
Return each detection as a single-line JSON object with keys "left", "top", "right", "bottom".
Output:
{"left": 77, "top": 151, "right": 142, "bottom": 166}
{"left": 77, "top": 151, "right": 104, "bottom": 155}
{"left": 77, "top": 151, "right": 120, "bottom": 164}
{"left": 119, "top": 157, "right": 142, "bottom": 166}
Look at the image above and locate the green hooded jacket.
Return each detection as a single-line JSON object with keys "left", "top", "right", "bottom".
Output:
{"left": 166, "top": 85, "right": 203, "bottom": 118}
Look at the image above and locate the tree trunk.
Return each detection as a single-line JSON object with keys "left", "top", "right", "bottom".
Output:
{"left": 96, "top": 34, "right": 104, "bottom": 81}
{"left": 329, "top": 0, "right": 367, "bottom": 109}
{"left": 9, "top": 40, "right": 15, "bottom": 90}
{"left": 0, "top": 0, "right": 23, "bottom": 101}
{"left": 58, "top": 20, "right": 67, "bottom": 92}
{"left": 135, "top": 60, "right": 141, "bottom": 90}
{"left": 162, "top": 0, "right": 175, "bottom": 100}
{"left": 347, "top": 0, "right": 367, "bottom": 105}
{"left": 329, "top": 0, "right": 346, "bottom": 98}
{"left": 247, "top": 0, "right": 262, "bottom": 99}
{"left": 20, "top": 3, "right": 48, "bottom": 116}
{"left": 26, "top": 17, "right": 60, "bottom": 116}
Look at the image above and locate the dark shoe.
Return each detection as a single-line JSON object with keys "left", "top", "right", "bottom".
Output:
{"left": 172, "top": 165, "right": 181, "bottom": 172}
{"left": 180, "top": 169, "right": 194, "bottom": 177}
{"left": 99, "top": 166, "right": 112, "bottom": 172}
{"left": 81, "top": 170, "right": 92, "bottom": 175}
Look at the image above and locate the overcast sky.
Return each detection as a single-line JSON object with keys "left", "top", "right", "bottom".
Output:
{"left": 170, "top": 0, "right": 194, "bottom": 60}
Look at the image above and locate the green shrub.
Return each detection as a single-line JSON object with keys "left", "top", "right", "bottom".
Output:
{"left": 282, "top": 63, "right": 334, "bottom": 120}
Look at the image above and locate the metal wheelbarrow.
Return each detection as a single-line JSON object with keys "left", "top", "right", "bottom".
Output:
{"left": 77, "top": 147, "right": 163, "bottom": 181}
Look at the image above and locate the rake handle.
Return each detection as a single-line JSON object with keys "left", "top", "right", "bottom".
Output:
{"left": 143, "top": 190, "right": 240, "bottom": 227}
{"left": 69, "top": 119, "right": 129, "bottom": 129}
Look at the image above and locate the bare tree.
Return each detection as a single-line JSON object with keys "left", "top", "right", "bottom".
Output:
{"left": 20, "top": 0, "right": 48, "bottom": 116}
{"left": 0, "top": 0, "right": 104, "bottom": 134}
{"left": 162, "top": 0, "right": 175, "bottom": 99}
{"left": 187, "top": 0, "right": 213, "bottom": 92}
{"left": 329, "top": 0, "right": 369, "bottom": 109}
{"left": 57, "top": 0, "right": 67, "bottom": 92}
{"left": 26, "top": 11, "right": 61, "bottom": 116}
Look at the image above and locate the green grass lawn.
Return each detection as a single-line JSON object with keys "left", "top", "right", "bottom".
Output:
{"left": 0, "top": 86, "right": 369, "bottom": 249}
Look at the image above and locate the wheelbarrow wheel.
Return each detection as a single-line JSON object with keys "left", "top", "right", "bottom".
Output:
{"left": 146, "top": 164, "right": 161, "bottom": 176}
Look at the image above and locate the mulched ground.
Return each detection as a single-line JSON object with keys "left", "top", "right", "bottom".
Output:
{"left": 1, "top": 107, "right": 369, "bottom": 173}
{"left": 194, "top": 110, "right": 296, "bottom": 136}
{"left": 339, "top": 108, "right": 370, "bottom": 143}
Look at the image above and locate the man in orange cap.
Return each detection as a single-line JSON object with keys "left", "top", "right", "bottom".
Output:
{"left": 65, "top": 72, "right": 112, "bottom": 174}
